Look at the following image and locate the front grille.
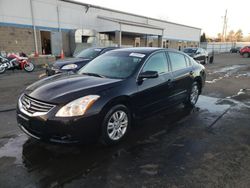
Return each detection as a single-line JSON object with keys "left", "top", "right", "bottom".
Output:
{"left": 20, "top": 95, "right": 55, "bottom": 115}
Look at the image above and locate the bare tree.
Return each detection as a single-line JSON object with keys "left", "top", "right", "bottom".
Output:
{"left": 216, "top": 33, "right": 222, "bottom": 42}
{"left": 226, "top": 30, "right": 235, "bottom": 42}
{"left": 235, "top": 29, "right": 243, "bottom": 42}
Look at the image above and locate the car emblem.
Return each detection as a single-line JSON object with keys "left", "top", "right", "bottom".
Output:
{"left": 26, "top": 100, "right": 31, "bottom": 109}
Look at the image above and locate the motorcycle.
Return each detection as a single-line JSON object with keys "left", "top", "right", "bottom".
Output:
{"left": 0, "top": 53, "right": 35, "bottom": 74}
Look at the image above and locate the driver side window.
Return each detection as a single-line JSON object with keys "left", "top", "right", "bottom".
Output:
{"left": 142, "top": 52, "right": 168, "bottom": 74}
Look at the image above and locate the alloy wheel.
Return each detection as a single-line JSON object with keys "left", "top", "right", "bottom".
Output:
{"left": 107, "top": 110, "right": 128, "bottom": 141}
{"left": 190, "top": 84, "right": 199, "bottom": 105}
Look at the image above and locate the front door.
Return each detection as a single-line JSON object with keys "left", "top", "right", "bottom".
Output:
{"left": 135, "top": 51, "right": 174, "bottom": 117}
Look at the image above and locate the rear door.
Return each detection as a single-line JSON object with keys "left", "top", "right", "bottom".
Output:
{"left": 136, "top": 51, "right": 174, "bottom": 116}
{"left": 167, "top": 51, "right": 194, "bottom": 103}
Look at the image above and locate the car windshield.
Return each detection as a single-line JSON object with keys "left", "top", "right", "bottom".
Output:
{"left": 75, "top": 48, "right": 102, "bottom": 59}
{"left": 183, "top": 48, "right": 197, "bottom": 53}
{"left": 78, "top": 51, "right": 144, "bottom": 79}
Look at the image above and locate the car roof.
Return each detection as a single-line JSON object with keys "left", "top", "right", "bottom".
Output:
{"left": 184, "top": 47, "right": 198, "bottom": 50}
{"left": 89, "top": 47, "right": 119, "bottom": 50}
{"left": 111, "top": 47, "right": 182, "bottom": 55}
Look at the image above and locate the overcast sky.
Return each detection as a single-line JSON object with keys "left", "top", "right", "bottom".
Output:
{"left": 73, "top": 0, "right": 250, "bottom": 37}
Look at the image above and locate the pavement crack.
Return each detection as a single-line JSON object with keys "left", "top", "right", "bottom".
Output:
{"left": 207, "top": 107, "right": 231, "bottom": 130}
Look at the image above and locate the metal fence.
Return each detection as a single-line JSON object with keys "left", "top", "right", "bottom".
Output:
{"left": 200, "top": 42, "right": 250, "bottom": 53}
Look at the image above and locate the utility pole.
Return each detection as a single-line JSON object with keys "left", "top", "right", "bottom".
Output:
{"left": 30, "top": 0, "right": 39, "bottom": 56}
{"left": 221, "top": 9, "right": 228, "bottom": 42}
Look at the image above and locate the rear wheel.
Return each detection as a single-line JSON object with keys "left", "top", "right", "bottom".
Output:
{"left": 101, "top": 104, "right": 131, "bottom": 145}
{"left": 184, "top": 81, "right": 200, "bottom": 107}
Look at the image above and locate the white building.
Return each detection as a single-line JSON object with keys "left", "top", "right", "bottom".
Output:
{"left": 0, "top": 0, "right": 201, "bottom": 56}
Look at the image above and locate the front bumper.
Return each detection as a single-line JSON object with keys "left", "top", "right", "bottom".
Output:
{"left": 46, "top": 67, "right": 62, "bottom": 76}
{"left": 16, "top": 107, "right": 101, "bottom": 144}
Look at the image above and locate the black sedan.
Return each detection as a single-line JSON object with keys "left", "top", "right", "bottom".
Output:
{"left": 230, "top": 47, "right": 241, "bottom": 53}
{"left": 183, "top": 47, "right": 210, "bottom": 64}
{"left": 17, "top": 48, "right": 206, "bottom": 145}
{"left": 46, "top": 47, "right": 118, "bottom": 76}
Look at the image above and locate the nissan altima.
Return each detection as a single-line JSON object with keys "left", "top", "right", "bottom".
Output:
{"left": 17, "top": 48, "right": 206, "bottom": 145}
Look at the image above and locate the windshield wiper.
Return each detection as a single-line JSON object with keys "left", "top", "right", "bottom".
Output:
{"left": 82, "top": 72, "right": 106, "bottom": 78}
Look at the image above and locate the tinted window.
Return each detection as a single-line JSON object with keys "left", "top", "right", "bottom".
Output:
{"left": 168, "top": 52, "right": 187, "bottom": 71}
{"left": 78, "top": 51, "right": 143, "bottom": 79}
{"left": 183, "top": 48, "right": 197, "bottom": 53}
{"left": 75, "top": 48, "right": 102, "bottom": 59}
{"left": 142, "top": 52, "right": 168, "bottom": 74}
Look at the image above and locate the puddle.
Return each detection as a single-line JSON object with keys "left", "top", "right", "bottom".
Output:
{"left": 196, "top": 95, "right": 231, "bottom": 113}
{"left": 0, "top": 134, "right": 28, "bottom": 165}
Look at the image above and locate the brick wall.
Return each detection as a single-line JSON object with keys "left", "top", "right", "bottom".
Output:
{"left": 0, "top": 26, "right": 42, "bottom": 54}
{"left": 0, "top": 26, "right": 71, "bottom": 56}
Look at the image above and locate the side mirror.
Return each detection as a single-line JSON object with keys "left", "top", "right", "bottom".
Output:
{"left": 196, "top": 51, "right": 201, "bottom": 54}
{"left": 138, "top": 71, "right": 158, "bottom": 80}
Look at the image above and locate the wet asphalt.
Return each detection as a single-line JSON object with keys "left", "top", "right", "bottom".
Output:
{"left": 0, "top": 53, "right": 250, "bottom": 188}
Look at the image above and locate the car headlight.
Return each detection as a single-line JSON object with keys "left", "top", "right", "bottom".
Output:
{"left": 55, "top": 95, "right": 100, "bottom": 117}
{"left": 61, "top": 64, "right": 78, "bottom": 70}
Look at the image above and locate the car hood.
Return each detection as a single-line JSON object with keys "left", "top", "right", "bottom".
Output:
{"left": 24, "top": 73, "right": 122, "bottom": 104}
{"left": 53, "top": 58, "right": 91, "bottom": 69}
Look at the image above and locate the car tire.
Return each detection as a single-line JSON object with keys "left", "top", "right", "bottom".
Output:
{"left": 242, "top": 53, "right": 249, "bottom": 58}
{"left": 204, "top": 57, "right": 208, "bottom": 64}
{"left": 184, "top": 81, "right": 200, "bottom": 107}
{"left": 209, "top": 56, "right": 214, "bottom": 64}
{"left": 100, "top": 104, "right": 131, "bottom": 145}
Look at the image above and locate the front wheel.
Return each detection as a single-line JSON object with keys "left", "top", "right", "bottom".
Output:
{"left": 101, "top": 104, "right": 131, "bottom": 145}
{"left": 204, "top": 57, "right": 208, "bottom": 64}
{"left": 184, "top": 82, "right": 200, "bottom": 107}
{"left": 0, "top": 63, "right": 6, "bottom": 74}
{"left": 242, "top": 53, "right": 249, "bottom": 58}
{"left": 24, "top": 62, "right": 35, "bottom": 72}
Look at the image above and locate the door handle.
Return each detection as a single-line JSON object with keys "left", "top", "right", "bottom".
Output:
{"left": 167, "top": 79, "right": 173, "bottom": 87}
{"left": 189, "top": 71, "right": 194, "bottom": 75}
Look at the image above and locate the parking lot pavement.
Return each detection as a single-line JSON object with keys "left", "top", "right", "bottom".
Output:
{"left": 0, "top": 69, "right": 45, "bottom": 108}
{"left": 0, "top": 53, "right": 250, "bottom": 188}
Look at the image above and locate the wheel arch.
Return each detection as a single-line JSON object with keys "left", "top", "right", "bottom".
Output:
{"left": 194, "top": 76, "right": 203, "bottom": 94}
{"left": 100, "top": 95, "right": 134, "bottom": 119}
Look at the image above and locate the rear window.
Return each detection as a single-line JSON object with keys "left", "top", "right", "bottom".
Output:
{"left": 168, "top": 52, "right": 187, "bottom": 71}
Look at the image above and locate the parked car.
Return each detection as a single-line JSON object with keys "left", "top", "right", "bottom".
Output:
{"left": 183, "top": 47, "right": 211, "bottom": 64}
{"left": 46, "top": 47, "right": 118, "bottom": 76}
{"left": 230, "top": 47, "right": 241, "bottom": 53}
{"left": 17, "top": 48, "right": 206, "bottom": 145}
{"left": 240, "top": 46, "right": 250, "bottom": 58}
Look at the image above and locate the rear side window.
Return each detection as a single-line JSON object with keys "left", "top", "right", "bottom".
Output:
{"left": 168, "top": 52, "right": 187, "bottom": 71}
{"left": 142, "top": 52, "right": 168, "bottom": 74}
